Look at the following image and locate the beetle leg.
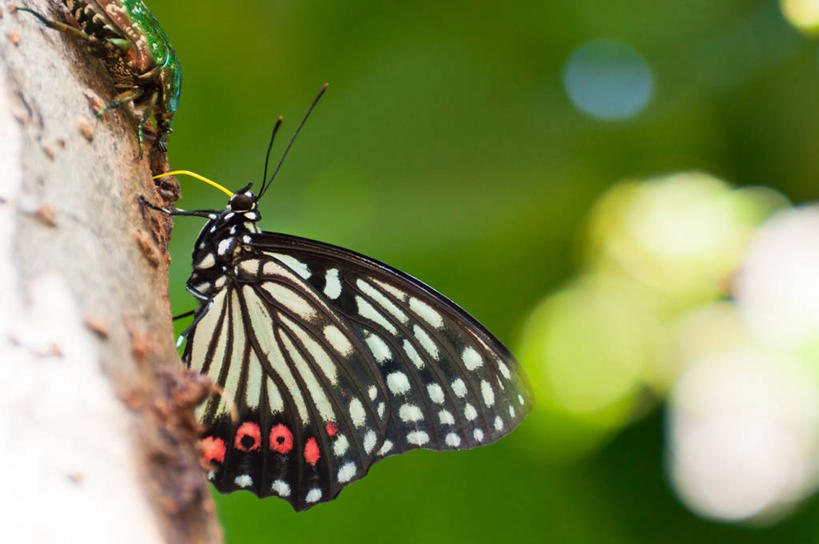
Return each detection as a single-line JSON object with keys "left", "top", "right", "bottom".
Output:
{"left": 134, "top": 90, "right": 162, "bottom": 159}
{"left": 105, "top": 37, "right": 131, "bottom": 53}
{"left": 96, "top": 87, "right": 143, "bottom": 117}
{"left": 135, "top": 100, "right": 154, "bottom": 159}
{"left": 16, "top": 7, "right": 96, "bottom": 42}
{"left": 137, "top": 66, "right": 160, "bottom": 81}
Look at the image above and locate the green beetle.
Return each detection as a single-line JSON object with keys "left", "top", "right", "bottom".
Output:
{"left": 18, "top": 0, "right": 181, "bottom": 156}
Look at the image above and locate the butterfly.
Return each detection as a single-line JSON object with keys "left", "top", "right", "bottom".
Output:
{"left": 147, "top": 85, "right": 532, "bottom": 511}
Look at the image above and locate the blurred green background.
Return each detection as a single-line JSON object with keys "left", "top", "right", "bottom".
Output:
{"left": 150, "top": 0, "right": 819, "bottom": 542}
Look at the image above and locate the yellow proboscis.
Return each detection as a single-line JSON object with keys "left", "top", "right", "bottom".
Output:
{"left": 152, "top": 170, "right": 234, "bottom": 197}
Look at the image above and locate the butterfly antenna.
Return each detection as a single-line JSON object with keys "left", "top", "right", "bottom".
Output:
{"left": 259, "top": 116, "right": 284, "bottom": 195}
{"left": 256, "top": 82, "right": 329, "bottom": 200}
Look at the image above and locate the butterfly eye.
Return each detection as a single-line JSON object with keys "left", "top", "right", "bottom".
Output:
{"left": 229, "top": 193, "right": 254, "bottom": 211}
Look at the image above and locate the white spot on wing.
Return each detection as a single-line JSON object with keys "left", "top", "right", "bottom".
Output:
{"left": 372, "top": 278, "right": 406, "bottom": 300}
{"left": 271, "top": 479, "right": 291, "bottom": 497}
{"left": 464, "top": 403, "right": 478, "bottom": 421}
{"left": 410, "top": 297, "right": 444, "bottom": 328}
{"left": 217, "top": 238, "right": 233, "bottom": 256}
{"left": 406, "top": 431, "right": 430, "bottom": 446}
{"left": 333, "top": 434, "right": 350, "bottom": 456}
{"left": 480, "top": 380, "right": 495, "bottom": 407}
{"left": 399, "top": 404, "right": 424, "bottom": 422}
{"left": 323, "top": 325, "right": 353, "bottom": 356}
{"left": 338, "top": 462, "right": 357, "bottom": 483}
{"left": 349, "top": 398, "right": 366, "bottom": 427}
{"left": 494, "top": 415, "right": 503, "bottom": 431}
{"left": 195, "top": 252, "right": 216, "bottom": 269}
{"left": 509, "top": 405, "right": 517, "bottom": 418}
{"left": 368, "top": 385, "right": 377, "bottom": 400}
{"left": 439, "top": 409, "right": 455, "bottom": 425}
{"left": 324, "top": 268, "right": 342, "bottom": 299}
{"left": 387, "top": 372, "right": 411, "bottom": 395}
{"left": 356, "top": 296, "right": 397, "bottom": 334}
{"left": 452, "top": 378, "right": 467, "bottom": 398}
{"left": 365, "top": 333, "right": 391, "bottom": 363}
{"left": 427, "top": 383, "right": 445, "bottom": 404}
{"left": 357, "top": 279, "right": 408, "bottom": 322}
{"left": 364, "top": 430, "right": 377, "bottom": 454}
{"left": 377, "top": 440, "right": 393, "bottom": 456}
{"left": 445, "top": 432, "right": 461, "bottom": 447}
{"left": 498, "top": 361, "right": 511, "bottom": 379}
{"left": 305, "top": 488, "right": 322, "bottom": 503}
{"left": 462, "top": 346, "right": 483, "bottom": 370}
{"left": 378, "top": 402, "right": 385, "bottom": 418}
{"left": 403, "top": 340, "right": 425, "bottom": 369}
{"left": 474, "top": 428, "right": 484, "bottom": 442}
{"left": 413, "top": 325, "right": 438, "bottom": 358}
{"left": 234, "top": 474, "right": 253, "bottom": 488}
{"left": 273, "top": 253, "right": 311, "bottom": 279}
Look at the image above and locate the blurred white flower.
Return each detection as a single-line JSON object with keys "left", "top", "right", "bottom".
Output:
{"left": 735, "top": 206, "right": 819, "bottom": 351}
{"left": 668, "top": 347, "right": 819, "bottom": 522}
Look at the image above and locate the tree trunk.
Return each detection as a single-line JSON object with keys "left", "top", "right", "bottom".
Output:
{"left": 0, "top": 2, "right": 222, "bottom": 542}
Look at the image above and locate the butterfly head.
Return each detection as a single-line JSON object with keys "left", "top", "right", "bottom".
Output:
{"left": 227, "top": 185, "right": 258, "bottom": 215}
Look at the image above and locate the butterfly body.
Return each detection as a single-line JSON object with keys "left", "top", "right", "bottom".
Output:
{"left": 186, "top": 191, "right": 261, "bottom": 301}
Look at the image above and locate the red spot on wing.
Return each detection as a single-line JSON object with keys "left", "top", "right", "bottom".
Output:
{"left": 269, "top": 424, "right": 294, "bottom": 454}
{"left": 326, "top": 421, "right": 338, "bottom": 438}
{"left": 304, "top": 437, "right": 320, "bottom": 466}
{"left": 200, "top": 436, "right": 226, "bottom": 464}
{"left": 234, "top": 422, "right": 261, "bottom": 452}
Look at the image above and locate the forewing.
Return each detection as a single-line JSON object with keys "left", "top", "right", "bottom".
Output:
{"left": 247, "top": 233, "right": 533, "bottom": 458}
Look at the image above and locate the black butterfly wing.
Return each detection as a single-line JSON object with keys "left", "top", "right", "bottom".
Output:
{"left": 184, "top": 232, "right": 532, "bottom": 510}
{"left": 185, "top": 258, "right": 389, "bottom": 511}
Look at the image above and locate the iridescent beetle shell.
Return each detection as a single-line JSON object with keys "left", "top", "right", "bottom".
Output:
{"left": 19, "top": 0, "right": 181, "bottom": 152}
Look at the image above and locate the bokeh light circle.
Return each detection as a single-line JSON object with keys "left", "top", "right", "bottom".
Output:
{"left": 668, "top": 347, "right": 819, "bottom": 522}
{"left": 781, "top": 0, "right": 819, "bottom": 35}
{"left": 584, "top": 173, "right": 786, "bottom": 307}
{"left": 562, "top": 39, "right": 653, "bottom": 121}
{"left": 735, "top": 206, "right": 819, "bottom": 350}
{"left": 519, "top": 275, "right": 666, "bottom": 420}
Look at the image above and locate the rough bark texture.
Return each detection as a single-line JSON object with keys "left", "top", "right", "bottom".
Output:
{"left": 0, "top": 1, "right": 222, "bottom": 542}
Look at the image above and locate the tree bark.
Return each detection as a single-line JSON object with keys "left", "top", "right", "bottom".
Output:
{"left": 0, "top": 1, "right": 222, "bottom": 542}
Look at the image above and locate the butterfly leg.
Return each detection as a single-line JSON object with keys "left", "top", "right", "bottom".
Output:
{"left": 175, "top": 294, "right": 214, "bottom": 348}
{"left": 172, "top": 309, "right": 196, "bottom": 321}
{"left": 138, "top": 196, "right": 222, "bottom": 220}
